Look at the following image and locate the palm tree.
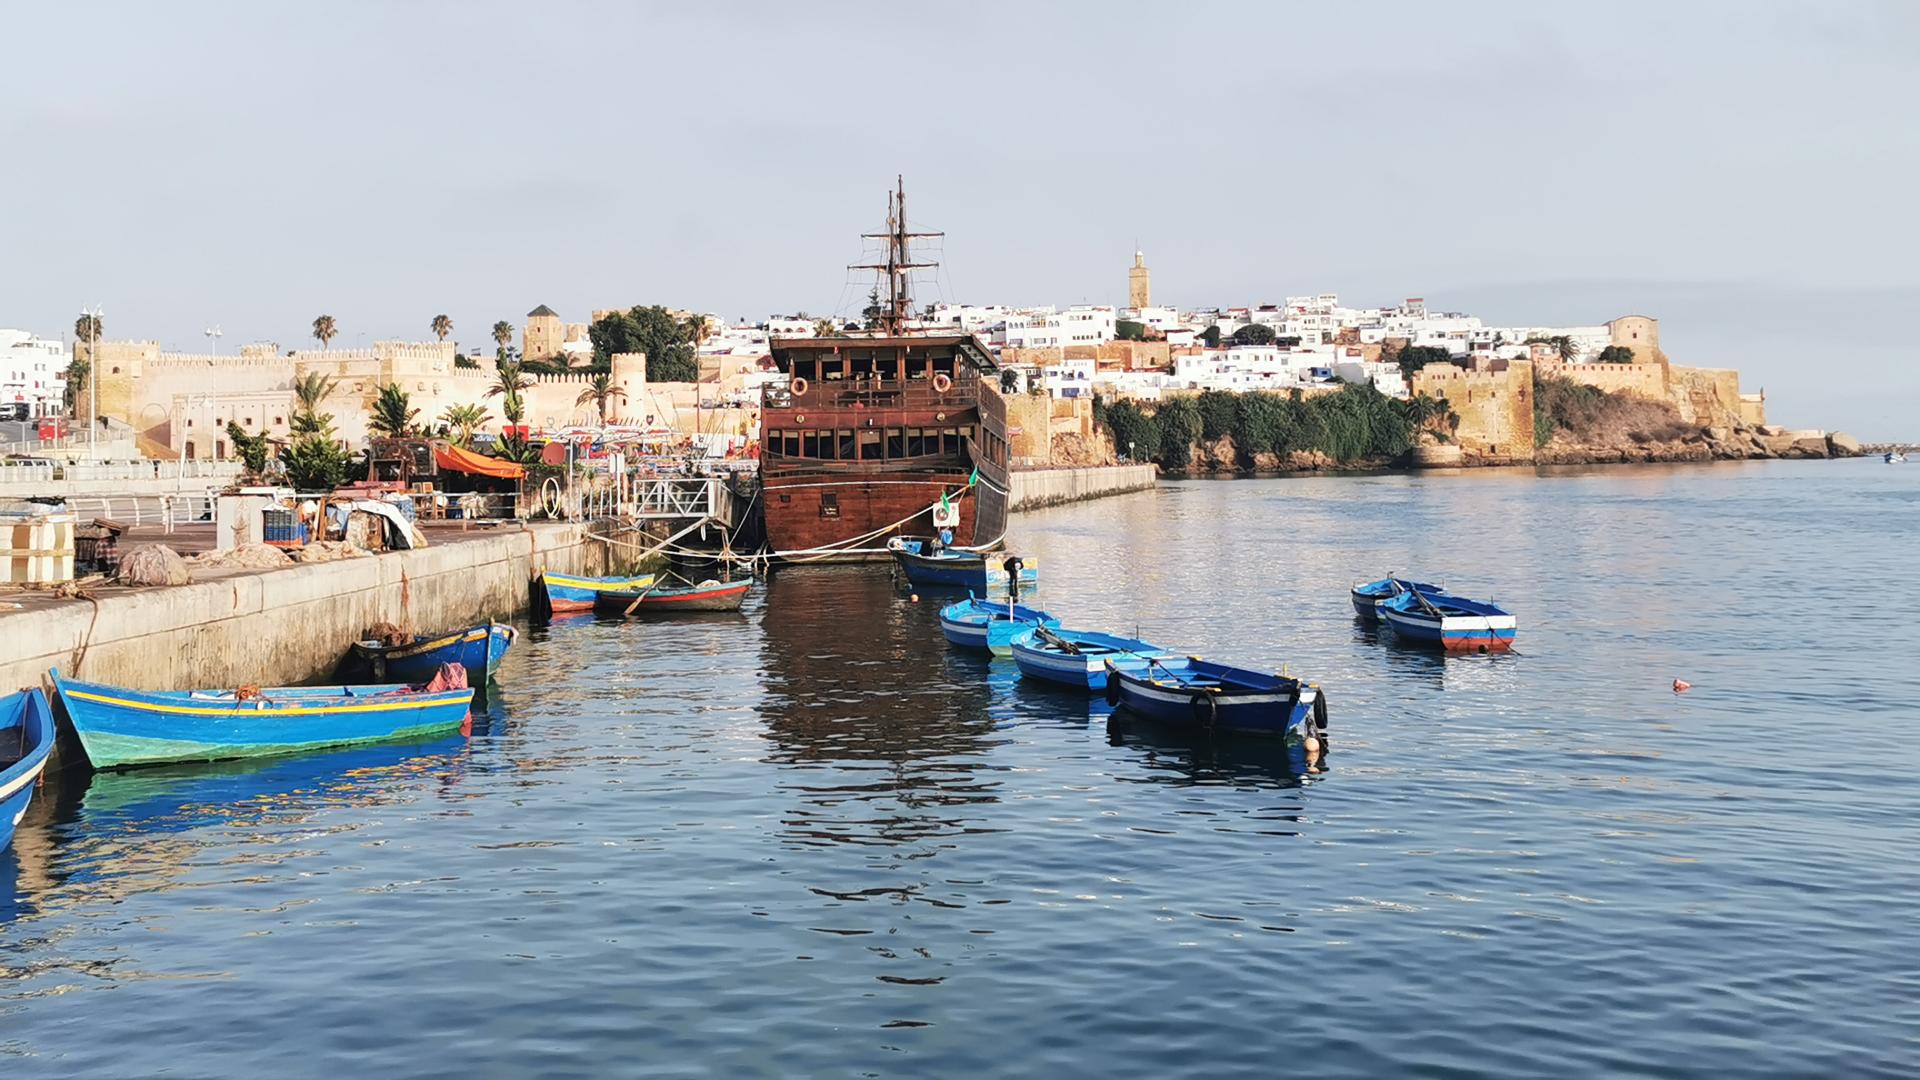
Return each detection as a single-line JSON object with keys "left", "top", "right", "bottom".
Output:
{"left": 683, "top": 313, "right": 710, "bottom": 351}
{"left": 491, "top": 320, "right": 514, "bottom": 358}
{"left": 290, "top": 370, "right": 340, "bottom": 436}
{"left": 368, "top": 383, "right": 420, "bottom": 437}
{"left": 575, "top": 372, "right": 626, "bottom": 425}
{"left": 813, "top": 318, "right": 836, "bottom": 338}
{"left": 431, "top": 314, "right": 453, "bottom": 341}
{"left": 312, "top": 314, "right": 338, "bottom": 350}
{"left": 73, "top": 312, "right": 103, "bottom": 360}
{"left": 485, "top": 361, "right": 534, "bottom": 426}
{"left": 440, "top": 402, "right": 491, "bottom": 448}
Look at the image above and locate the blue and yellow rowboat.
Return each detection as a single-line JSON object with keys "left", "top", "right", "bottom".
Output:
{"left": 540, "top": 571, "right": 658, "bottom": 613}
{"left": 51, "top": 668, "right": 476, "bottom": 770}
{"left": 341, "top": 621, "right": 515, "bottom": 683}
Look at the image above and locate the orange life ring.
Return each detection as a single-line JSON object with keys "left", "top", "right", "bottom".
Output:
{"left": 790, "top": 376, "right": 809, "bottom": 397}
{"left": 932, "top": 373, "right": 953, "bottom": 393}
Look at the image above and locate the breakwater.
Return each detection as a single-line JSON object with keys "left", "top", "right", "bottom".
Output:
{"left": 0, "top": 522, "right": 611, "bottom": 698}
{"left": 1008, "top": 464, "right": 1156, "bottom": 511}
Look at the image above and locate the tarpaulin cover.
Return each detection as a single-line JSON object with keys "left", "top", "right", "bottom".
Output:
{"left": 434, "top": 444, "right": 526, "bottom": 480}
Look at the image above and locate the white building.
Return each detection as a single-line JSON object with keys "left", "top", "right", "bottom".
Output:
{"left": 0, "top": 329, "right": 69, "bottom": 418}
{"left": 765, "top": 316, "right": 820, "bottom": 339}
{"left": 1000, "top": 305, "right": 1117, "bottom": 350}
{"left": 1039, "top": 357, "right": 1096, "bottom": 399}
{"left": 928, "top": 303, "right": 1017, "bottom": 335}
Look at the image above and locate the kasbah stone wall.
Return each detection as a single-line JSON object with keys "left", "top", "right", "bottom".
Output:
{"left": 1410, "top": 359, "right": 1537, "bottom": 463}
{"left": 1529, "top": 315, "right": 1766, "bottom": 430}
{"left": 90, "top": 338, "right": 758, "bottom": 456}
{"left": 1001, "top": 392, "right": 1107, "bottom": 468}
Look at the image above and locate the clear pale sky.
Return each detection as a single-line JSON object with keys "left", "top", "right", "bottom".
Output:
{"left": 3, "top": 2, "right": 1913, "bottom": 437}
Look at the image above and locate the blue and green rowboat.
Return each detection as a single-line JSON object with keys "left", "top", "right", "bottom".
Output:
{"left": 541, "top": 571, "right": 658, "bottom": 613}
{"left": 1, "top": 688, "right": 55, "bottom": 850}
{"left": 51, "top": 669, "right": 476, "bottom": 770}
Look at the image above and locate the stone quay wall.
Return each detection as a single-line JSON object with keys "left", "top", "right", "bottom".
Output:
{"left": 0, "top": 522, "right": 611, "bottom": 700}
{"left": 1008, "top": 464, "right": 1157, "bottom": 511}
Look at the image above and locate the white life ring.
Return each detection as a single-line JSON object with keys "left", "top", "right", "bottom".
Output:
{"left": 790, "top": 376, "right": 809, "bottom": 397}
{"left": 932, "top": 373, "right": 953, "bottom": 393}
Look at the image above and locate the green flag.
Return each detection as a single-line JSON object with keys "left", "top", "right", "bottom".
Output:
{"left": 939, "top": 491, "right": 952, "bottom": 517}
{"left": 967, "top": 467, "right": 979, "bottom": 487}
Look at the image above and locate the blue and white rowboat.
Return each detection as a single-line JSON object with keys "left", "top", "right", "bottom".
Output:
{"left": 938, "top": 596, "right": 1059, "bottom": 656}
{"left": 1379, "top": 590, "right": 1517, "bottom": 652}
{"left": 1, "top": 688, "right": 55, "bottom": 851}
{"left": 1104, "top": 657, "right": 1324, "bottom": 739}
{"left": 1350, "top": 577, "right": 1443, "bottom": 620}
{"left": 1009, "top": 626, "right": 1178, "bottom": 691}
{"left": 342, "top": 621, "right": 515, "bottom": 684}
{"left": 51, "top": 668, "right": 476, "bottom": 770}
{"left": 888, "top": 538, "right": 1037, "bottom": 592}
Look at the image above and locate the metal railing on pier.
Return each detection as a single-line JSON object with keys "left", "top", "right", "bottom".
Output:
{"left": 63, "top": 494, "right": 216, "bottom": 530}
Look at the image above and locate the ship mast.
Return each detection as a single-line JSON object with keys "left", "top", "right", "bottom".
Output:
{"left": 850, "top": 175, "right": 941, "bottom": 335}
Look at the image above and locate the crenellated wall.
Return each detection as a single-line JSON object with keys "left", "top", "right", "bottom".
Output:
{"left": 1410, "top": 360, "right": 1536, "bottom": 462}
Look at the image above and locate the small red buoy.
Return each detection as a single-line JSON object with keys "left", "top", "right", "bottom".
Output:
{"left": 910, "top": 593, "right": 920, "bottom": 604}
{"left": 1672, "top": 679, "right": 1691, "bottom": 693}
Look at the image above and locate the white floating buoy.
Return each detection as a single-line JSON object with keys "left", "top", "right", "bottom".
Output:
{"left": 1672, "top": 678, "right": 1691, "bottom": 693}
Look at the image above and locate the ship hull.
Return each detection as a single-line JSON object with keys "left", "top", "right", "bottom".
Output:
{"left": 762, "top": 466, "right": 1007, "bottom": 563}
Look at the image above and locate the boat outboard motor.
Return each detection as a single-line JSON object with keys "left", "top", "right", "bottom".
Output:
{"left": 1002, "top": 555, "right": 1024, "bottom": 603}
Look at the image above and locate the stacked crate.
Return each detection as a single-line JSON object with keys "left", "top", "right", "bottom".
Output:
{"left": 2, "top": 510, "right": 75, "bottom": 585}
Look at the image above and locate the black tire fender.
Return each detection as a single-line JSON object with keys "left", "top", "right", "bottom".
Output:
{"left": 1190, "top": 691, "right": 1217, "bottom": 729}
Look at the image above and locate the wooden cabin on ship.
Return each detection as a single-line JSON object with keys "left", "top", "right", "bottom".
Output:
{"left": 759, "top": 333, "right": 1010, "bottom": 561}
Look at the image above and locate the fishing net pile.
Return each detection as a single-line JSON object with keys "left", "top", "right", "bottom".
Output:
{"left": 362, "top": 621, "right": 411, "bottom": 647}
{"left": 116, "top": 544, "right": 191, "bottom": 587}
{"left": 290, "top": 541, "right": 367, "bottom": 563}
{"left": 190, "top": 543, "right": 292, "bottom": 570}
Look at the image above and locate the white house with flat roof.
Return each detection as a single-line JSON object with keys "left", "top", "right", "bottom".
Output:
{"left": 0, "top": 329, "right": 69, "bottom": 418}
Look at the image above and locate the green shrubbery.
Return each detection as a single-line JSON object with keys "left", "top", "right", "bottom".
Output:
{"left": 1098, "top": 385, "right": 1455, "bottom": 470}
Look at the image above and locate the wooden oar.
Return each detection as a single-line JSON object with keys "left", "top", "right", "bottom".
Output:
{"left": 1032, "top": 624, "right": 1081, "bottom": 655}
{"left": 622, "top": 577, "right": 663, "bottom": 616}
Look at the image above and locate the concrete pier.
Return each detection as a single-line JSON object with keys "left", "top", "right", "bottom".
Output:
{"left": 0, "top": 521, "right": 611, "bottom": 695}
{"left": 1008, "top": 465, "right": 1157, "bottom": 512}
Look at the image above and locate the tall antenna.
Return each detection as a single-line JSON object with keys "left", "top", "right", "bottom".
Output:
{"left": 850, "top": 175, "right": 941, "bottom": 335}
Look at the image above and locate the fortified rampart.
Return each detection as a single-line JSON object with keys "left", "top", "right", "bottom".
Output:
{"left": 1410, "top": 359, "right": 1535, "bottom": 463}
{"left": 1534, "top": 358, "right": 1666, "bottom": 400}
{"left": 1003, "top": 393, "right": 1105, "bottom": 468}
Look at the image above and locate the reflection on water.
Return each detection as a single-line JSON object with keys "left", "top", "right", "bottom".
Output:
{"left": 758, "top": 567, "right": 1003, "bottom": 853}
{"left": 1, "top": 461, "right": 1917, "bottom": 1077}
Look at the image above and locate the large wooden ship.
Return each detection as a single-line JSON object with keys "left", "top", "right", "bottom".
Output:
{"left": 759, "top": 180, "right": 1010, "bottom": 562}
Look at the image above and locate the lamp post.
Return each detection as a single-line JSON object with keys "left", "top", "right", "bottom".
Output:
{"left": 203, "top": 326, "right": 222, "bottom": 464}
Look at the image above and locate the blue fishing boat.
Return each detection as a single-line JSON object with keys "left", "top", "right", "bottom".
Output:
{"left": 939, "top": 595, "right": 1059, "bottom": 655}
{"left": 540, "top": 570, "right": 658, "bottom": 614}
{"left": 341, "top": 621, "right": 515, "bottom": 683}
{"left": 1, "top": 688, "right": 55, "bottom": 850}
{"left": 888, "top": 537, "right": 1037, "bottom": 592}
{"left": 1349, "top": 577, "right": 1442, "bottom": 620}
{"left": 51, "top": 668, "right": 476, "bottom": 770}
{"left": 1104, "top": 657, "right": 1325, "bottom": 740}
{"left": 1009, "top": 625, "right": 1178, "bottom": 691}
{"left": 1379, "top": 590, "right": 1517, "bottom": 652}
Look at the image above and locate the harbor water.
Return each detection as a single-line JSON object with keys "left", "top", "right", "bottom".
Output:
{"left": 3, "top": 459, "right": 1916, "bottom": 1076}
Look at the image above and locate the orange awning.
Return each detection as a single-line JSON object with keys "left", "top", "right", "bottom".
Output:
{"left": 435, "top": 444, "right": 526, "bottom": 480}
